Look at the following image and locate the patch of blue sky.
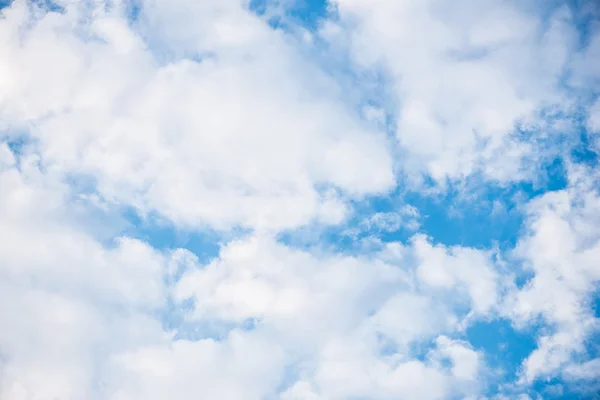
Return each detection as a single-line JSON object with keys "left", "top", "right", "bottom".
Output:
{"left": 249, "top": 0, "right": 329, "bottom": 31}
{"left": 578, "top": 332, "right": 600, "bottom": 369}
{"left": 566, "top": 0, "right": 600, "bottom": 48}
{"left": 119, "top": 207, "right": 223, "bottom": 264}
{"left": 593, "top": 296, "right": 600, "bottom": 318}
{"left": 465, "top": 319, "right": 600, "bottom": 398}
{"left": 277, "top": 156, "right": 568, "bottom": 260}
{"left": 299, "top": 161, "right": 562, "bottom": 255}
{"left": 8, "top": 0, "right": 64, "bottom": 13}
{"left": 285, "top": 0, "right": 329, "bottom": 29}
{"left": 573, "top": 101, "right": 600, "bottom": 164}
{"left": 529, "top": 0, "right": 599, "bottom": 44}
{"left": 466, "top": 319, "right": 538, "bottom": 381}
{"left": 122, "top": 0, "right": 142, "bottom": 23}
{"left": 3, "top": 136, "right": 32, "bottom": 171}
{"left": 464, "top": 309, "right": 600, "bottom": 399}
{"left": 572, "top": 131, "right": 599, "bottom": 167}
{"left": 401, "top": 184, "right": 527, "bottom": 250}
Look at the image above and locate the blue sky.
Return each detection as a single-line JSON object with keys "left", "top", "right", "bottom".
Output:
{"left": 0, "top": 0, "right": 599, "bottom": 399}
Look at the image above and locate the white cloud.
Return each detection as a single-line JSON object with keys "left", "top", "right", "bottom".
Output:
{"left": 0, "top": 161, "right": 167, "bottom": 308}
{"left": 568, "top": 19, "right": 600, "bottom": 90}
{"left": 504, "top": 164, "right": 600, "bottom": 383}
{"left": 105, "top": 332, "right": 287, "bottom": 400}
{"left": 0, "top": 0, "right": 394, "bottom": 233}
{"left": 170, "top": 234, "right": 503, "bottom": 399}
{"left": 413, "top": 235, "right": 501, "bottom": 315}
{"left": 0, "top": 143, "right": 187, "bottom": 400}
{"left": 588, "top": 97, "right": 600, "bottom": 136}
{"left": 326, "top": 0, "right": 582, "bottom": 182}
{"left": 563, "top": 357, "right": 600, "bottom": 381}
{"left": 433, "top": 336, "right": 481, "bottom": 381}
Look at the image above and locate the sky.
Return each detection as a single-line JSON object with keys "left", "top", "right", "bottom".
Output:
{"left": 0, "top": 0, "right": 599, "bottom": 399}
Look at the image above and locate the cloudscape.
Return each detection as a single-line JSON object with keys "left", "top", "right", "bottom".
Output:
{"left": 0, "top": 0, "right": 599, "bottom": 399}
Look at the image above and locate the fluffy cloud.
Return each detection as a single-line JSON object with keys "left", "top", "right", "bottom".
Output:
{"left": 0, "top": 142, "right": 495, "bottom": 398}
{"left": 326, "top": 0, "right": 585, "bottom": 182}
{"left": 504, "top": 163, "right": 600, "bottom": 384}
{"left": 0, "top": 0, "right": 599, "bottom": 399}
{"left": 0, "top": 0, "right": 394, "bottom": 232}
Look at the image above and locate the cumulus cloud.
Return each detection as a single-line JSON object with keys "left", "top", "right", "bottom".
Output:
{"left": 0, "top": 0, "right": 394, "bottom": 232}
{"left": 0, "top": 0, "right": 599, "bottom": 399}
{"left": 326, "top": 0, "right": 588, "bottom": 183}
{"left": 504, "top": 163, "right": 600, "bottom": 384}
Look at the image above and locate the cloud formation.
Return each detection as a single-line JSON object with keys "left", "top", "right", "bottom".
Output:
{"left": 0, "top": 0, "right": 599, "bottom": 399}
